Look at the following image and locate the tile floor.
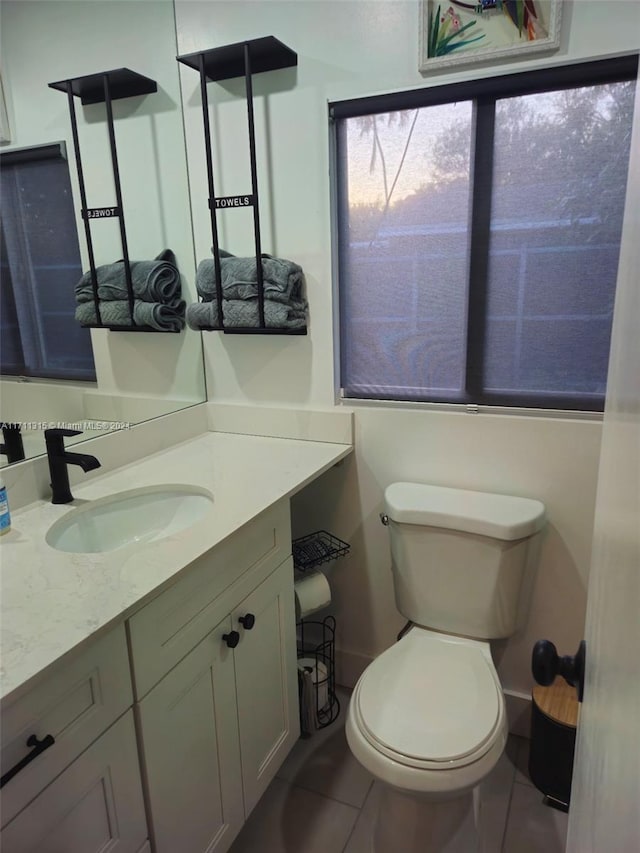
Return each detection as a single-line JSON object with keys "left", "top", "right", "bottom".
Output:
{"left": 230, "top": 689, "right": 569, "bottom": 853}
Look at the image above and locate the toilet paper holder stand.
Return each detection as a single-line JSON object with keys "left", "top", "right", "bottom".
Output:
{"left": 297, "top": 615, "right": 340, "bottom": 731}
{"left": 292, "top": 530, "right": 348, "bottom": 733}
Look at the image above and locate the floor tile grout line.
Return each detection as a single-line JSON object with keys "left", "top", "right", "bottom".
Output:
{"left": 229, "top": 775, "right": 361, "bottom": 853}
{"left": 284, "top": 776, "right": 366, "bottom": 813}
{"left": 514, "top": 739, "right": 535, "bottom": 789}
{"left": 500, "top": 767, "right": 518, "bottom": 853}
{"left": 340, "top": 779, "right": 376, "bottom": 853}
{"left": 286, "top": 775, "right": 373, "bottom": 811}
{"left": 340, "top": 820, "right": 359, "bottom": 853}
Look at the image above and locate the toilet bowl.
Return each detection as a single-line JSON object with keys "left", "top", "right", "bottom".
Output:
{"left": 346, "top": 627, "right": 507, "bottom": 800}
{"left": 344, "top": 482, "right": 544, "bottom": 851}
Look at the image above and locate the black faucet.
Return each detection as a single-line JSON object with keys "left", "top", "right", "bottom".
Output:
{"left": 1, "top": 425, "right": 25, "bottom": 464}
{"left": 44, "top": 429, "right": 101, "bottom": 504}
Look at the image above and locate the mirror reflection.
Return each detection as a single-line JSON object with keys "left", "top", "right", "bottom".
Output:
{"left": 0, "top": 0, "right": 206, "bottom": 468}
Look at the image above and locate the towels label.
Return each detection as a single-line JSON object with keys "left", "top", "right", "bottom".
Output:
{"left": 83, "top": 207, "right": 121, "bottom": 219}
{"left": 212, "top": 195, "right": 255, "bottom": 209}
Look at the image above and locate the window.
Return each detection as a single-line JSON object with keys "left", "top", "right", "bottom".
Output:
{"left": 1, "top": 143, "right": 96, "bottom": 381}
{"left": 332, "top": 57, "right": 637, "bottom": 411}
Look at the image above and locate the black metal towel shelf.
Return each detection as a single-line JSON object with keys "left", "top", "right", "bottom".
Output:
{"left": 48, "top": 68, "right": 177, "bottom": 333}
{"left": 292, "top": 531, "right": 351, "bottom": 572}
{"left": 177, "top": 37, "right": 306, "bottom": 335}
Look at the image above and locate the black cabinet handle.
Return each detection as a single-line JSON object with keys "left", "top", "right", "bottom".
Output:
{"left": 0, "top": 734, "right": 55, "bottom": 789}
{"left": 222, "top": 630, "right": 240, "bottom": 649}
{"left": 239, "top": 613, "right": 256, "bottom": 630}
{"left": 532, "top": 639, "right": 586, "bottom": 702}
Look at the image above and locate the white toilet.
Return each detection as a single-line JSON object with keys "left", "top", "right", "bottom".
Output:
{"left": 346, "top": 482, "right": 545, "bottom": 852}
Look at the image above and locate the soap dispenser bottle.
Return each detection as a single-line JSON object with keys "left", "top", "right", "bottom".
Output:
{"left": 0, "top": 475, "right": 11, "bottom": 535}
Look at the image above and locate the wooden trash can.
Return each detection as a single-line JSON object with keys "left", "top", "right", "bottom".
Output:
{"left": 528, "top": 676, "right": 579, "bottom": 812}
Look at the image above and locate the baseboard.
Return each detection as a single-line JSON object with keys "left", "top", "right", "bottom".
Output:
{"left": 503, "top": 689, "right": 532, "bottom": 739}
{"left": 335, "top": 649, "right": 372, "bottom": 689}
{"left": 336, "top": 649, "right": 532, "bottom": 739}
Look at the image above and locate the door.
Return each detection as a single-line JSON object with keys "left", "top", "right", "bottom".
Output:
{"left": 566, "top": 74, "right": 640, "bottom": 852}
{"left": 232, "top": 557, "right": 299, "bottom": 816}
{"left": 137, "top": 617, "right": 244, "bottom": 853}
{"left": 0, "top": 712, "right": 147, "bottom": 853}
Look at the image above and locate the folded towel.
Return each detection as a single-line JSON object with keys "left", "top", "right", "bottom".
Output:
{"left": 76, "top": 298, "right": 185, "bottom": 332}
{"left": 76, "top": 250, "right": 181, "bottom": 304}
{"left": 196, "top": 252, "right": 304, "bottom": 304}
{"left": 186, "top": 297, "right": 307, "bottom": 331}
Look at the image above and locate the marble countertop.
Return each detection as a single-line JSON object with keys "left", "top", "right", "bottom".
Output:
{"left": 0, "top": 431, "right": 351, "bottom": 704}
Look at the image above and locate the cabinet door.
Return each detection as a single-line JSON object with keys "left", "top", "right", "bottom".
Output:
{"left": 0, "top": 711, "right": 147, "bottom": 853}
{"left": 1, "top": 623, "right": 132, "bottom": 828}
{"left": 232, "top": 558, "right": 299, "bottom": 816}
{"left": 128, "top": 500, "right": 291, "bottom": 699}
{"left": 137, "top": 617, "right": 244, "bottom": 853}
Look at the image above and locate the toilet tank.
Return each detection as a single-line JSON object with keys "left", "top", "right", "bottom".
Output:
{"left": 384, "top": 483, "right": 545, "bottom": 640}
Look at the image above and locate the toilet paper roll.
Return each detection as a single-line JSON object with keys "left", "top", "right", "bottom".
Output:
{"left": 297, "top": 657, "right": 329, "bottom": 712}
{"left": 294, "top": 570, "right": 331, "bottom": 619}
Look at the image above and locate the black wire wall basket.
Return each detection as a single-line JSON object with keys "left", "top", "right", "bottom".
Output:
{"left": 292, "top": 531, "right": 350, "bottom": 572}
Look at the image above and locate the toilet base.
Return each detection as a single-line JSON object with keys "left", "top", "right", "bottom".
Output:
{"left": 373, "top": 786, "right": 480, "bottom": 853}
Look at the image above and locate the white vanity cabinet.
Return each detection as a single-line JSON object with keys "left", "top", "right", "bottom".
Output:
{"left": 231, "top": 558, "right": 299, "bottom": 816}
{"left": 0, "top": 625, "right": 148, "bottom": 853}
{"left": 133, "top": 502, "right": 299, "bottom": 853}
{"left": 0, "top": 712, "right": 148, "bottom": 853}
{"left": 1, "top": 499, "right": 301, "bottom": 853}
{"left": 136, "top": 616, "right": 244, "bottom": 853}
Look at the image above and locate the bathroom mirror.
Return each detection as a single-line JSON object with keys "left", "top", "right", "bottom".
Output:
{"left": 0, "top": 0, "right": 206, "bottom": 468}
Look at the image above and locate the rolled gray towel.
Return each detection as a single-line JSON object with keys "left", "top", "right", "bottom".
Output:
{"left": 76, "top": 250, "right": 181, "bottom": 304}
{"left": 186, "top": 297, "right": 307, "bottom": 331}
{"left": 186, "top": 301, "right": 222, "bottom": 329}
{"left": 196, "top": 252, "right": 304, "bottom": 304}
{"left": 76, "top": 299, "right": 185, "bottom": 332}
{"left": 225, "top": 298, "right": 306, "bottom": 329}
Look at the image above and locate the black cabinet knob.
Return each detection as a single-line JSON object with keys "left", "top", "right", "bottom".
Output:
{"left": 222, "top": 630, "right": 240, "bottom": 649}
{"left": 532, "top": 639, "right": 586, "bottom": 702}
{"left": 239, "top": 613, "right": 256, "bottom": 630}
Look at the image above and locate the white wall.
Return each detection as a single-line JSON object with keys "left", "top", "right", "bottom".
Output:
{"left": 175, "top": 0, "right": 639, "bottom": 705}
{"left": 0, "top": 377, "right": 193, "bottom": 468}
{"left": 291, "top": 408, "right": 602, "bottom": 709}
{"left": 0, "top": 378, "right": 86, "bottom": 424}
{"left": 0, "top": 0, "right": 206, "bottom": 410}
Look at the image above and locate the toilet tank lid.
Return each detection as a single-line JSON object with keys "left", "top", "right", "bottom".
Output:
{"left": 384, "top": 482, "right": 545, "bottom": 540}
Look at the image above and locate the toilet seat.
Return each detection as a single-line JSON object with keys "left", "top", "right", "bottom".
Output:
{"left": 353, "top": 628, "right": 503, "bottom": 771}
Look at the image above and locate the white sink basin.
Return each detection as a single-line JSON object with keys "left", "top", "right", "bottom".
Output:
{"left": 46, "top": 484, "right": 214, "bottom": 554}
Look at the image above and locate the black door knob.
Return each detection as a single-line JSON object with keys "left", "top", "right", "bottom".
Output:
{"left": 532, "top": 639, "right": 586, "bottom": 702}
{"left": 239, "top": 613, "right": 256, "bottom": 630}
{"left": 222, "top": 630, "right": 240, "bottom": 649}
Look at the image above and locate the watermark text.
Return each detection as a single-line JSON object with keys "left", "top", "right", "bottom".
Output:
{"left": 1, "top": 421, "right": 132, "bottom": 431}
